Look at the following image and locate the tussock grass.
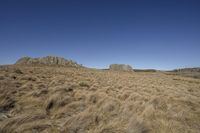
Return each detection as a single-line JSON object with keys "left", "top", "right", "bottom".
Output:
{"left": 0, "top": 65, "right": 200, "bottom": 132}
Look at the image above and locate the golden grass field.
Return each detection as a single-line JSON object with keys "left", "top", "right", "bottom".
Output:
{"left": 0, "top": 65, "right": 200, "bottom": 133}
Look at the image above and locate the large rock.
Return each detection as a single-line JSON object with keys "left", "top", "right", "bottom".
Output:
{"left": 109, "top": 64, "right": 133, "bottom": 71}
{"left": 15, "top": 56, "right": 82, "bottom": 68}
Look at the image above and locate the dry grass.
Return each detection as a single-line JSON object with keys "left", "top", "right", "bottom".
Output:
{"left": 0, "top": 65, "right": 200, "bottom": 133}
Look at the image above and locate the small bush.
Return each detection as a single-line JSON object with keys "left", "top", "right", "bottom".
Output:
{"left": 79, "top": 82, "right": 90, "bottom": 88}
{"left": 14, "top": 69, "right": 23, "bottom": 74}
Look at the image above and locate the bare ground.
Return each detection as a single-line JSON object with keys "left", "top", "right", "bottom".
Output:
{"left": 0, "top": 65, "right": 200, "bottom": 133}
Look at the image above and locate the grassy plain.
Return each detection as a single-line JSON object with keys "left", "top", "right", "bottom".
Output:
{"left": 0, "top": 65, "right": 200, "bottom": 133}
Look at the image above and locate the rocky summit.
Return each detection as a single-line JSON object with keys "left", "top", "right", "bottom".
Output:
{"left": 109, "top": 64, "right": 133, "bottom": 71}
{"left": 15, "top": 56, "right": 82, "bottom": 67}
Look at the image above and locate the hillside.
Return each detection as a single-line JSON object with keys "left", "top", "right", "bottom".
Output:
{"left": 0, "top": 64, "right": 200, "bottom": 133}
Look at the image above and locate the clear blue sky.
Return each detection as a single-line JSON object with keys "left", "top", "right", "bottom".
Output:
{"left": 0, "top": 0, "right": 200, "bottom": 70}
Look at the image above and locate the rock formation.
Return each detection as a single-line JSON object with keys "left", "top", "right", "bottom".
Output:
{"left": 109, "top": 64, "right": 133, "bottom": 71}
{"left": 15, "top": 56, "right": 82, "bottom": 67}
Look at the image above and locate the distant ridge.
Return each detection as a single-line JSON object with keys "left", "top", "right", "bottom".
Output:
{"left": 15, "top": 56, "right": 82, "bottom": 68}
{"left": 134, "top": 69, "right": 157, "bottom": 72}
{"left": 172, "top": 67, "right": 200, "bottom": 72}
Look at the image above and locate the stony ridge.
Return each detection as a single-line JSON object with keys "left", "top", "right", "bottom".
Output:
{"left": 15, "top": 56, "right": 82, "bottom": 67}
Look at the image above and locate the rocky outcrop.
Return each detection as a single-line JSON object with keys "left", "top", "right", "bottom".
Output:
{"left": 109, "top": 64, "right": 133, "bottom": 71}
{"left": 15, "top": 56, "right": 82, "bottom": 67}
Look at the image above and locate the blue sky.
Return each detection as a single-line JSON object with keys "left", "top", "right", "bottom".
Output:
{"left": 0, "top": 0, "right": 200, "bottom": 70}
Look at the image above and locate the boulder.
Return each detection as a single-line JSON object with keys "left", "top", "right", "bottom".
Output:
{"left": 109, "top": 64, "right": 133, "bottom": 71}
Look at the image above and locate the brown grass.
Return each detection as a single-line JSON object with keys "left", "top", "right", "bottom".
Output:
{"left": 0, "top": 65, "right": 200, "bottom": 133}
